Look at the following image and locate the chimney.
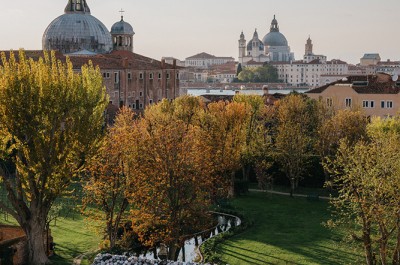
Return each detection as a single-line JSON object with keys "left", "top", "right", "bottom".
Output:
{"left": 161, "top": 59, "right": 166, "bottom": 69}
{"left": 173, "top": 59, "right": 177, "bottom": 69}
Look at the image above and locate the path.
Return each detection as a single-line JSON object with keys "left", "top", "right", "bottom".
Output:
{"left": 72, "top": 248, "right": 99, "bottom": 265}
{"left": 249, "top": 189, "right": 331, "bottom": 200}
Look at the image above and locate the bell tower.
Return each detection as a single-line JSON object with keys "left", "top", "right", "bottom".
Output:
{"left": 238, "top": 31, "right": 246, "bottom": 64}
{"left": 305, "top": 36, "right": 313, "bottom": 56}
{"left": 110, "top": 11, "right": 135, "bottom": 52}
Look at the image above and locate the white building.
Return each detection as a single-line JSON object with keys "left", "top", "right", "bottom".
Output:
{"left": 185, "top": 52, "right": 235, "bottom": 68}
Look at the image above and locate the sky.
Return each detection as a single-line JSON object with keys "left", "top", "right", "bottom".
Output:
{"left": 0, "top": 0, "right": 399, "bottom": 65}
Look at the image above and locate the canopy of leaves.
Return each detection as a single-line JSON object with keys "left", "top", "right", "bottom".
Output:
{"left": 238, "top": 64, "right": 278, "bottom": 83}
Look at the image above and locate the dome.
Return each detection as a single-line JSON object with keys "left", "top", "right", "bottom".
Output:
{"left": 42, "top": 0, "right": 113, "bottom": 54}
{"left": 247, "top": 39, "right": 264, "bottom": 51}
{"left": 262, "top": 15, "right": 288, "bottom": 47}
{"left": 262, "top": 32, "right": 288, "bottom": 47}
{"left": 111, "top": 17, "right": 135, "bottom": 35}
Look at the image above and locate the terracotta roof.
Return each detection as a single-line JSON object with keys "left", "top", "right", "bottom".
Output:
{"left": 0, "top": 50, "right": 179, "bottom": 71}
{"left": 306, "top": 73, "right": 400, "bottom": 94}
{"left": 186, "top": 52, "right": 234, "bottom": 60}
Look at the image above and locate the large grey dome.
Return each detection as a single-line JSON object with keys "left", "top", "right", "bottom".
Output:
{"left": 262, "top": 32, "right": 288, "bottom": 47}
{"left": 111, "top": 18, "right": 134, "bottom": 35}
{"left": 42, "top": 0, "right": 113, "bottom": 54}
{"left": 262, "top": 15, "right": 288, "bottom": 47}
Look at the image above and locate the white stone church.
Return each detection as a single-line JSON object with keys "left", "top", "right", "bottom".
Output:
{"left": 239, "top": 15, "right": 294, "bottom": 65}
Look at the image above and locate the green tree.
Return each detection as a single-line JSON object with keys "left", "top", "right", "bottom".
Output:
{"left": 238, "top": 65, "right": 279, "bottom": 83}
{"left": 238, "top": 68, "right": 254, "bottom": 82}
{"left": 0, "top": 50, "right": 107, "bottom": 265}
{"left": 236, "top": 63, "right": 243, "bottom": 76}
{"left": 325, "top": 117, "right": 400, "bottom": 265}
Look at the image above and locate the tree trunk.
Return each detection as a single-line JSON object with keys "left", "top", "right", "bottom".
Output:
{"left": 363, "top": 232, "right": 375, "bottom": 265}
{"left": 168, "top": 244, "right": 181, "bottom": 261}
{"left": 24, "top": 218, "right": 51, "bottom": 265}
{"left": 290, "top": 179, "right": 295, "bottom": 197}
{"left": 392, "top": 223, "right": 400, "bottom": 264}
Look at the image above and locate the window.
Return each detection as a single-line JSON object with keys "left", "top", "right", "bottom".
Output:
{"left": 362, "top": 100, "right": 369, "bottom": 108}
{"left": 326, "top": 97, "right": 333, "bottom": 107}
{"left": 114, "top": 72, "right": 119, "bottom": 84}
{"left": 139, "top": 92, "right": 143, "bottom": 97}
{"left": 132, "top": 103, "right": 136, "bottom": 109}
{"left": 103, "top": 73, "right": 106, "bottom": 78}
{"left": 166, "top": 73, "right": 170, "bottom": 79}
{"left": 149, "top": 99, "right": 153, "bottom": 105}
{"left": 139, "top": 73, "right": 143, "bottom": 79}
{"left": 176, "top": 73, "right": 179, "bottom": 79}
{"left": 149, "top": 73, "right": 153, "bottom": 79}
{"left": 139, "top": 103, "right": 143, "bottom": 109}
{"left": 158, "top": 73, "right": 162, "bottom": 79}
{"left": 387, "top": 101, "right": 393, "bottom": 108}
{"left": 345, "top": 98, "right": 352, "bottom": 108}
{"left": 370, "top": 101, "right": 375, "bottom": 108}
{"left": 105, "top": 72, "right": 110, "bottom": 79}
{"left": 381, "top": 100, "right": 385, "bottom": 108}
{"left": 128, "top": 73, "right": 132, "bottom": 79}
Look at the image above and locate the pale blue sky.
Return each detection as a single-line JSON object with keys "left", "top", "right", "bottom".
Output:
{"left": 0, "top": 0, "right": 398, "bottom": 64}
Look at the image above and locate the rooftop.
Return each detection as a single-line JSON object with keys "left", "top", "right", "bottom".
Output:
{"left": 306, "top": 73, "right": 400, "bottom": 94}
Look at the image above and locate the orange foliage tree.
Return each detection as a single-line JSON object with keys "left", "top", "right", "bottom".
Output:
{"left": 115, "top": 96, "right": 247, "bottom": 260}
{"left": 81, "top": 109, "right": 137, "bottom": 249}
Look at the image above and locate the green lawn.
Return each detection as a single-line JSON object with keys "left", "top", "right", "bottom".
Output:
{"left": 217, "top": 192, "right": 363, "bottom": 265}
{"left": 0, "top": 214, "right": 101, "bottom": 265}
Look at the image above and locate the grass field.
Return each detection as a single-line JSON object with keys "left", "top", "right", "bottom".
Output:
{"left": 0, "top": 213, "right": 101, "bottom": 265}
{"left": 217, "top": 192, "right": 363, "bottom": 265}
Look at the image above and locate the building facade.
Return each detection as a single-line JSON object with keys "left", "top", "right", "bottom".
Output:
{"left": 306, "top": 73, "right": 400, "bottom": 118}
{"left": 185, "top": 52, "right": 235, "bottom": 68}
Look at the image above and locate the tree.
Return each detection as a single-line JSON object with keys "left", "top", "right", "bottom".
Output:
{"left": 238, "top": 65, "right": 279, "bottom": 83}
{"left": 82, "top": 109, "right": 135, "bottom": 249}
{"left": 119, "top": 96, "right": 247, "bottom": 260}
{"left": 199, "top": 99, "right": 248, "bottom": 198}
{"left": 325, "top": 117, "right": 400, "bottom": 265}
{"left": 236, "top": 63, "right": 243, "bottom": 76}
{"left": 316, "top": 109, "right": 368, "bottom": 186}
{"left": 273, "top": 94, "right": 317, "bottom": 196}
{"left": 233, "top": 94, "right": 270, "bottom": 181}
{"left": 238, "top": 68, "right": 254, "bottom": 82}
{"left": 0, "top": 50, "right": 107, "bottom": 265}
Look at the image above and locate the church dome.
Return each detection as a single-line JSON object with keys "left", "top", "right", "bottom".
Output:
{"left": 262, "top": 32, "right": 288, "bottom": 47}
{"left": 42, "top": 0, "right": 113, "bottom": 54}
{"left": 262, "top": 15, "right": 288, "bottom": 47}
{"left": 111, "top": 17, "right": 134, "bottom": 35}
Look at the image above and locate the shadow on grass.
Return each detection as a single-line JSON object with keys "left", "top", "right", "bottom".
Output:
{"left": 217, "top": 192, "right": 363, "bottom": 265}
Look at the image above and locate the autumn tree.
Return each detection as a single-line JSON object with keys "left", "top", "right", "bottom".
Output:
{"left": 0, "top": 50, "right": 107, "bottom": 265}
{"left": 273, "top": 93, "right": 319, "bottom": 196}
{"left": 326, "top": 116, "right": 400, "bottom": 265}
{"left": 316, "top": 108, "right": 368, "bottom": 186}
{"left": 233, "top": 94, "right": 270, "bottom": 181}
{"left": 199, "top": 99, "right": 248, "bottom": 198}
{"left": 82, "top": 109, "right": 136, "bottom": 248}
{"left": 116, "top": 96, "right": 248, "bottom": 260}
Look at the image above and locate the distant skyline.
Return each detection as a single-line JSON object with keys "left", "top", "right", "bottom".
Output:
{"left": 0, "top": 0, "right": 399, "bottom": 64}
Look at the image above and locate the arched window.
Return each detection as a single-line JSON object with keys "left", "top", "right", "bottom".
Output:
{"left": 118, "top": 36, "right": 123, "bottom": 46}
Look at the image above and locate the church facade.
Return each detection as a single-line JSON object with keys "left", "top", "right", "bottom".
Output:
{"left": 239, "top": 16, "right": 294, "bottom": 65}
{"left": 39, "top": 0, "right": 181, "bottom": 110}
